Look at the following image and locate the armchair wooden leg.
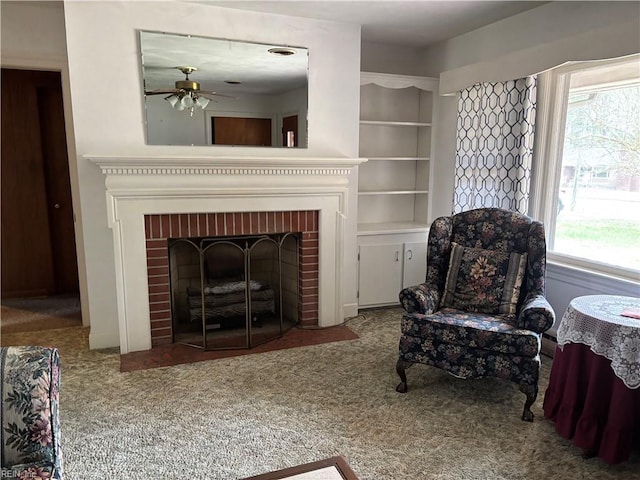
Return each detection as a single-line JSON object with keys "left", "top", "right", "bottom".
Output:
{"left": 521, "top": 386, "right": 538, "bottom": 422}
{"left": 395, "top": 358, "right": 413, "bottom": 393}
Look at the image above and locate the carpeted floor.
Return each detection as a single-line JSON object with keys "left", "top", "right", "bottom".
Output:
{"left": 1, "top": 307, "right": 638, "bottom": 480}
{"left": 1, "top": 295, "right": 82, "bottom": 334}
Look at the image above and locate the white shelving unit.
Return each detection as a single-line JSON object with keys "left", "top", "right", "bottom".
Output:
{"left": 357, "top": 72, "right": 438, "bottom": 308}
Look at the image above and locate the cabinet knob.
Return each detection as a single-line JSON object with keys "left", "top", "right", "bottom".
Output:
{"left": 406, "top": 249, "right": 413, "bottom": 260}
{"left": 54, "top": 203, "right": 61, "bottom": 209}
{"left": 395, "top": 251, "right": 400, "bottom": 262}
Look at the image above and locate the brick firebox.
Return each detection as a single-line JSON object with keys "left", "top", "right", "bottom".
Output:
{"left": 144, "top": 210, "right": 319, "bottom": 347}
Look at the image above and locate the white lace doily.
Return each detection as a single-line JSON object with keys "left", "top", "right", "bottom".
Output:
{"left": 557, "top": 295, "right": 640, "bottom": 389}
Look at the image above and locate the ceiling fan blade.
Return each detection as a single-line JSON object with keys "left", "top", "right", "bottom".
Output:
{"left": 199, "top": 91, "right": 238, "bottom": 99}
{"left": 144, "top": 89, "right": 179, "bottom": 95}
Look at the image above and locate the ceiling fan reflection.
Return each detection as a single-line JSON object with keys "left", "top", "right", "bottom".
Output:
{"left": 144, "top": 66, "right": 236, "bottom": 116}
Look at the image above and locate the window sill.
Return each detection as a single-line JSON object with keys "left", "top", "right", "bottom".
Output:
{"left": 547, "top": 252, "right": 640, "bottom": 286}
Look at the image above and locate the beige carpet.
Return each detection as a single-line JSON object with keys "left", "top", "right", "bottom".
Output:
{"left": 1, "top": 295, "right": 82, "bottom": 334}
{"left": 2, "top": 307, "right": 638, "bottom": 480}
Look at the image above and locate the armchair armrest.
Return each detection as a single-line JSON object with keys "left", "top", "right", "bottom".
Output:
{"left": 517, "top": 294, "right": 555, "bottom": 333}
{"left": 399, "top": 283, "right": 440, "bottom": 314}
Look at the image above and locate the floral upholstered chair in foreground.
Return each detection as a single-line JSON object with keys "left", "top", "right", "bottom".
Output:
{"left": 1, "top": 346, "right": 64, "bottom": 479}
{"left": 396, "top": 208, "right": 555, "bottom": 421}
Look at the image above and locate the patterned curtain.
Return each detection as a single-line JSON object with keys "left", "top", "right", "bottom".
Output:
{"left": 453, "top": 76, "right": 537, "bottom": 214}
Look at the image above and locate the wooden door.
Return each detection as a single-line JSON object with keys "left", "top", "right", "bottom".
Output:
{"left": 1, "top": 69, "right": 78, "bottom": 298}
{"left": 282, "top": 114, "right": 298, "bottom": 147}
{"left": 211, "top": 116, "right": 272, "bottom": 146}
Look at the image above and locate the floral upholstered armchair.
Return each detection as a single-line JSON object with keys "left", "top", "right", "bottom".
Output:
{"left": 396, "top": 208, "right": 555, "bottom": 421}
{"left": 1, "top": 346, "right": 64, "bottom": 479}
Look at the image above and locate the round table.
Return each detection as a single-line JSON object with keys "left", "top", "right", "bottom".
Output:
{"left": 543, "top": 295, "right": 640, "bottom": 464}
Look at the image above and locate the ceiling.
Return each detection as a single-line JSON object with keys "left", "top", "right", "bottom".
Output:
{"left": 198, "top": 1, "right": 547, "bottom": 48}
{"left": 143, "top": 1, "right": 547, "bottom": 99}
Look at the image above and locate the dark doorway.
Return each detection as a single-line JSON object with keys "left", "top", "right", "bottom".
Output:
{"left": 282, "top": 114, "right": 299, "bottom": 147}
{"left": 1, "top": 69, "right": 79, "bottom": 298}
{"left": 211, "top": 116, "right": 272, "bottom": 146}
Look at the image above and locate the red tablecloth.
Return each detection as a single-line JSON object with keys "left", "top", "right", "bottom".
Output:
{"left": 543, "top": 342, "right": 640, "bottom": 464}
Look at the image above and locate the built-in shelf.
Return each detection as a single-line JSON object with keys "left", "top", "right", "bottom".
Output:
{"left": 360, "top": 120, "right": 432, "bottom": 127}
{"left": 358, "top": 190, "right": 429, "bottom": 195}
{"left": 357, "top": 71, "right": 438, "bottom": 308}
{"left": 366, "top": 157, "right": 430, "bottom": 161}
{"left": 357, "top": 221, "right": 430, "bottom": 236}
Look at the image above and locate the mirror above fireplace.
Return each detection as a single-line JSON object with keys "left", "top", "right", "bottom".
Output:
{"left": 139, "top": 30, "right": 309, "bottom": 147}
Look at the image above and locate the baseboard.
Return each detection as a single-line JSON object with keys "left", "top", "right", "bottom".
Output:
{"left": 343, "top": 302, "right": 359, "bottom": 320}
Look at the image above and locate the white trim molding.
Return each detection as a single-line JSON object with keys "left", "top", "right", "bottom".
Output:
{"left": 361, "top": 71, "right": 438, "bottom": 91}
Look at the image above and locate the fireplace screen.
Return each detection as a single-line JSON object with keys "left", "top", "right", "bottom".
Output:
{"left": 169, "top": 233, "right": 299, "bottom": 350}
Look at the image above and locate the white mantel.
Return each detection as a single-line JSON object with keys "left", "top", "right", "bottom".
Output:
{"left": 89, "top": 155, "right": 366, "bottom": 354}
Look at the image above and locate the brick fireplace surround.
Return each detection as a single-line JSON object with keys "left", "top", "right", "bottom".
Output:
{"left": 145, "top": 210, "right": 319, "bottom": 347}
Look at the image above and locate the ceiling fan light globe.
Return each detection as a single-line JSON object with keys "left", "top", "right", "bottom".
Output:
{"left": 181, "top": 94, "right": 195, "bottom": 108}
{"left": 196, "top": 96, "right": 210, "bottom": 108}
{"left": 165, "top": 95, "right": 179, "bottom": 107}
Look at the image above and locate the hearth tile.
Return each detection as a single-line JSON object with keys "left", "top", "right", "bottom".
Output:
{"left": 151, "top": 337, "right": 172, "bottom": 347}
{"left": 120, "top": 325, "right": 359, "bottom": 372}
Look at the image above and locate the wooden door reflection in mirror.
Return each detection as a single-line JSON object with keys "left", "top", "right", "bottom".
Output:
{"left": 211, "top": 117, "right": 272, "bottom": 146}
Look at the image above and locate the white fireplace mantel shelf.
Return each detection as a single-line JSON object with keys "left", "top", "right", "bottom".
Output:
{"left": 88, "top": 155, "right": 367, "bottom": 176}
{"left": 89, "top": 154, "right": 364, "bottom": 354}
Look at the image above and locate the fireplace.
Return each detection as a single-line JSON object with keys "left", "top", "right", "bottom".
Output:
{"left": 90, "top": 155, "right": 365, "bottom": 354}
{"left": 144, "top": 211, "right": 319, "bottom": 348}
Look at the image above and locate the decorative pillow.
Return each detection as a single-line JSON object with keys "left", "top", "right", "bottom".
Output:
{"left": 440, "top": 242, "right": 527, "bottom": 315}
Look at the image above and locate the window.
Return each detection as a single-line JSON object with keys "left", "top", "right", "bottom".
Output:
{"left": 533, "top": 55, "right": 640, "bottom": 281}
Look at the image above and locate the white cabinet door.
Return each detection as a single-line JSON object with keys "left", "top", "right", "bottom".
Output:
{"left": 358, "top": 244, "right": 402, "bottom": 306}
{"left": 402, "top": 241, "right": 427, "bottom": 288}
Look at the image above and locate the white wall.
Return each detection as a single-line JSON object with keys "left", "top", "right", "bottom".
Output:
{"left": 425, "top": 1, "right": 640, "bottom": 92}
{"left": 361, "top": 41, "right": 428, "bottom": 76}
{"left": 422, "top": 1, "right": 640, "bottom": 323}
{"left": 1, "top": 1, "right": 67, "bottom": 62}
{"left": 62, "top": 0, "right": 361, "bottom": 348}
